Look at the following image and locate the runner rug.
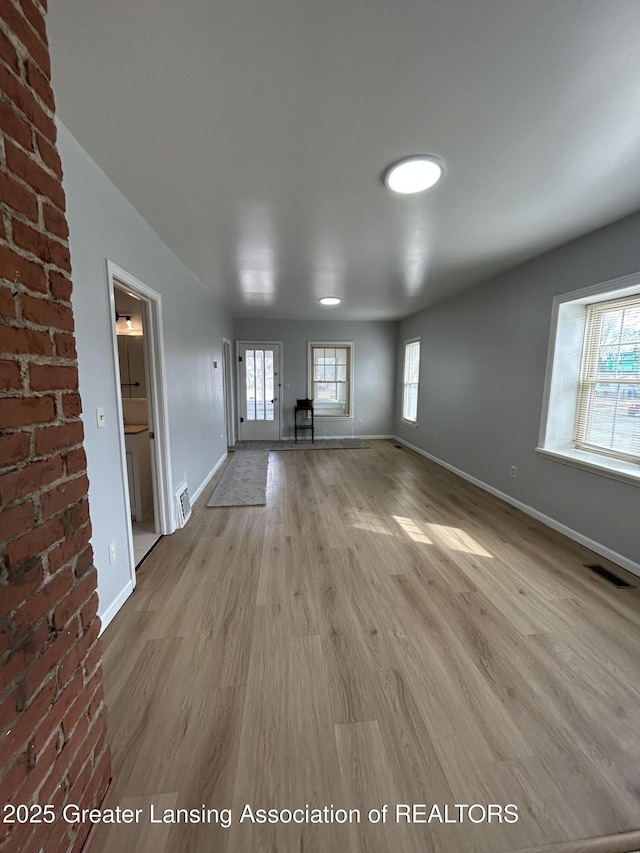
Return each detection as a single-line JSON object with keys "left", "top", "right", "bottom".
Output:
{"left": 206, "top": 450, "right": 270, "bottom": 507}
{"left": 206, "top": 439, "right": 368, "bottom": 507}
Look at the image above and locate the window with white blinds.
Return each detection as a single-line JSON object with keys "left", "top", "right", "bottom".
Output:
{"left": 402, "top": 338, "right": 420, "bottom": 424}
{"left": 574, "top": 296, "right": 640, "bottom": 461}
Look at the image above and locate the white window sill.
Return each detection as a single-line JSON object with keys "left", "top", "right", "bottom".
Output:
{"left": 401, "top": 419, "right": 418, "bottom": 429}
{"left": 314, "top": 415, "right": 353, "bottom": 420}
{"left": 536, "top": 447, "right": 640, "bottom": 486}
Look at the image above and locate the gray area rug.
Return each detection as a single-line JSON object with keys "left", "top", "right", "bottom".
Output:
{"left": 207, "top": 440, "right": 369, "bottom": 507}
{"left": 206, "top": 450, "right": 270, "bottom": 507}
{"left": 234, "top": 438, "right": 368, "bottom": 451}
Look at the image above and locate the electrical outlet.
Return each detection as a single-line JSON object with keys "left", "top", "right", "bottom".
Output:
{"left": 108, "top": 541, "right": 116, "bottom": 563}
{"left": 510, "top": 466, "right": 517, "bottom": 478}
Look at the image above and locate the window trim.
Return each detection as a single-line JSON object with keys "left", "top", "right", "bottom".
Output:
{"left": 307, "top": 341, "right": 354, "bottom": 419}
{"left": 401, "top": 336, "right": 421, "bottom": 427}
{"left": 537, "top": 271, "right": 640, "bottom": 486}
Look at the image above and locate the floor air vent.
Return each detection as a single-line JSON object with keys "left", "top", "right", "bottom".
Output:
{"left": 585, "top": 564, "right": 634, "bottom": 588}
{"left": 176, "top": 482, "right": 192, "bottom": 528}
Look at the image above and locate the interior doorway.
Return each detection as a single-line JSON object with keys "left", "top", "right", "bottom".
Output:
{"left": 107, "top": 261, "right": 174, "bottom": 587}
{"left": 114, "top": 286, "right": 161, "bottom": 567}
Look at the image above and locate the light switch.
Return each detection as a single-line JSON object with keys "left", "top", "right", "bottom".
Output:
{"left": 96, "top": 407, "right": 106, "bottom": 428}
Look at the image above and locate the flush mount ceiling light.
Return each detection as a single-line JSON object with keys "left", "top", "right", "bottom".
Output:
{"left": 319, "top": 297, "right": 341, "bottom": 306}
{"left": 383, "top": 155, "right": 444, "bottom": 194}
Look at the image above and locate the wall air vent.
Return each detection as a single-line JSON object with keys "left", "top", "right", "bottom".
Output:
{"left": 175, "top": 482, "right": 192, "bottom": 528}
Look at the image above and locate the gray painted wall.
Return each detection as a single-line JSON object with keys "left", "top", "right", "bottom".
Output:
{"left": 59, "top": 123, "right": 232, "bottom": 626}
{"left": 395, "top": 211, "right": 640, "bottom": 570}
{"left": 233, "top": 319, "right": 397, "bottom": 438}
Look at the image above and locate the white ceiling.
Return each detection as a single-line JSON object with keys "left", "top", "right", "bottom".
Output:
{"left": 48, "top": 0, "right": 640, "bottom": 321}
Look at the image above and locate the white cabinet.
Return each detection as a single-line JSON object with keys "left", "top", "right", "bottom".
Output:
{"left": 124, "top": 426, "right": 153, "bottom": 521}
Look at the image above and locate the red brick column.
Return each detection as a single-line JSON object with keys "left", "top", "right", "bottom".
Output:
{"left": 0, "top": 2, "right": 111, "bottom": 851}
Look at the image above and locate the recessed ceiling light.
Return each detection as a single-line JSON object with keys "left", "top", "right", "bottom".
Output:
{"left": 384, "top": 155, "right": 444, "bottom": 194}
{"left": 319, "top": 297, "right": 341, "bottom": 306}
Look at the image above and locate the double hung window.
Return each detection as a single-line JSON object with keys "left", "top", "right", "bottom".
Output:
{"left": 574, "top": 297, "right": 640, "bottom": 462}
{"left": 538, "top": 277, "right": 640, "bottom": 484}
{"left": 308, "top": 343, "right": 353, "bottom": 417}
{"left": 402, "top": 338, "right": 421, "bottom": 425}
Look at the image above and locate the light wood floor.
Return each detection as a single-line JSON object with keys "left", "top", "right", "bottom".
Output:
{"left": 90, "top": 440, "right": 640, "bottom": 853}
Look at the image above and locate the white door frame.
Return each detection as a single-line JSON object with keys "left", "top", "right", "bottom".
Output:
{"left": 236, "top": 340, "right": 283, "bottom": 441}
{"left": 107, "top": 261, "right": 175, "bottom": 588}
{"left": 222, "top": 337, "right": 235, "bottom": 447}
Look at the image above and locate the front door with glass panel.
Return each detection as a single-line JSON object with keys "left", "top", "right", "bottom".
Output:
{"left": 237, "top": 342, "right": 281, "bottom": 441}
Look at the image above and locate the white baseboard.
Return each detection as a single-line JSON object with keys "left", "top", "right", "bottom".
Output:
{"left": 394, "top": 436, "right": 640, "bottom": 579}
{"left": 191, "top": 451, "right": 228, "bottom": 503}
{"left": 283, "top": 434, "right": 394, "bottom": 441}
{"left": 360, "top": 434, "right": 395, "bottom": 440}
{"left": 98, "top": 579, "right": 133, "bottom": 635}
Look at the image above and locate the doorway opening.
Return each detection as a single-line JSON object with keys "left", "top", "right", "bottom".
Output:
{"left": 114, "top": 286, "right": 160, "bottom": 566}
{"left": 107, "top": 261, "right": 174, "bottom": 586}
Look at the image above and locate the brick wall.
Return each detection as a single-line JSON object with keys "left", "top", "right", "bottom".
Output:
{"left": 0, "top": 2, "right": 111, "bottom": 851}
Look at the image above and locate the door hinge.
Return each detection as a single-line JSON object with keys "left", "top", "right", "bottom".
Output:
{"left": 238, "top": 356, "right": 243, "bottom": 362}
{"left": 240, "top": 416, "right": 244, "bottom": 422}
